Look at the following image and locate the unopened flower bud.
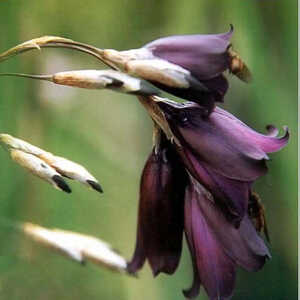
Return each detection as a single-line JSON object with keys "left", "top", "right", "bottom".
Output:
{"left": 22, "top": 222, "right": 127, "bottom": 272}
{"left": 10, "top": 149, "right": 71, "bottom": 193}
{"left": 0, "top": 134, "right": 102, "bottom": 193}
{"left": 0, "top": 70, "right": 160, "bottom": 96}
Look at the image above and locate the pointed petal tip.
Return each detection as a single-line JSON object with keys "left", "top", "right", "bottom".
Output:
{"left": 152, "top": 268, "right": 160, "bottom": 277}
{"left": 283, "top": 125, "right": 290, "bottom": 137}
{"left": 264, "top": 125, "right": 289, "bottom": 152}
{"left": 126, "top": 249, "right": 146, "bottom": 275}
{"left": 86, "top": 180, "right": 103, "bottom": 193}
{"left": 52, "top": 175, "right": 71, "bottom": 193}
{"left": 182, "top": 282, "right": 201, "bottom": 299}
{"left": 265, "top": 124, "right": 279, "bottom": 137}
{"left": 129, "top": 272, "right": 139, "bottom": 278}
{"left": 126, "top": 261, "right": 142, "bottom": 275}
{"left": 249, "top": 253, "right": 271, "bottom": 272}
{"left": 149, "top": 259, "right": 179, "bottom": 277}
{"left": 281, "top": 125, "right": 290, "bottom": 144}
{"left": 220, "top": 24, "right": 234, "bottom": 41}
{"left": 125, "top": 261, "right": 138, "bottom": 277}
{"left": 228, "top": 24, "right": 234, "bottom": 37}
{"left": 269, "top": 125, "right": 290, "bottom": 138}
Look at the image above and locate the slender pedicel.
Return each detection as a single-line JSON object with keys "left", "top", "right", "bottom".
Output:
{"left": 0, "top": 36, "right": 109, "bottom": 65}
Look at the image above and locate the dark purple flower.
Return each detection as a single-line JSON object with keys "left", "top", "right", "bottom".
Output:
{"left": 145, "top": 27, "right": 233, "bottom": 81}
{"left": 129, "top": 98, "right": 289, "bottom": 299}
{"left": 157, "top": 100, "right": 289, "bottom": 225}
{"left": 143, "top": 26, "right": 250, "bottom": 114}
{"left": 127, "top": 135, "right": 187, "bottom": 276}
{"left": 183, "top": 176, "right": 270, "bottom": 299}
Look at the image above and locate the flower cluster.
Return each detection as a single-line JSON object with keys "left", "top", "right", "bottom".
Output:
{"left": 128, "top": 98, "right": 288, "bottom": 299}
{"left": 0, "top": 27, "right": 289, "bottom": 300}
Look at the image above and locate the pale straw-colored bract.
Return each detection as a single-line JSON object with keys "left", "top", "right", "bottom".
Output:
{"left": 22, "top": 222, "right": 127, "bottom": 272}
{"left": 0, "top": 134, "right": 102, "bottom": 193}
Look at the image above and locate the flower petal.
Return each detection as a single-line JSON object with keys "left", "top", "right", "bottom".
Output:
{"left": 213, "top": 107, "right": 290, "bottom": 154}
{"left": 182, "top": 240, "right": 201, "bottom": 299}
{"left": 145, "top": 26, "right": 233, "bottom": 80}
{"left": 184, "top": 180, "right": 236, "bottom": 300}
{"left": 126, "top": 227, "right": 146, "bottom": 274}
{"left": 141, "top": 27, "right": 235, "bottom": 112}
{"left": 157, "top": 101, "right": 268, "bottom": 181}
{"left": 202, "top": 74, "right": 229, "bottom": 103}
{"left": 128, "top": 138, "right": 186, "bottom": 276}
{"left": 177, "top": 146, "right": 249, "bottom": 225}
{"left": 190, "top": 177, "right": 270, "bottom": 271}
{"left": 151, "top": 74, "right": 228, "bottom": 115}
{"left": 183, "top": 192, "right": 201, "bottom": 299}
{"left": 202, "top": 165, "right": 250, "bottom": 225}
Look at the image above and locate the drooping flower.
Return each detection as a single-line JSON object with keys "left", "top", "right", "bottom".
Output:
{"left": 183, "top": 176, "right": 270, "bottom": 299}
{"left": 0, "top": 34, "right": 290, "bottom": 300}
{"left": 142, "top": 25, "right": 251, "bottom": 114}
{"left": 127, "top": 134, "right": 188, "bottom": 276}
{"left": 129, "top": 96, "right": 289, "bottom": 299}
{"left": 156, "top": 100, "right": 289, "bottom": 226}
{"left": 145, "top": 27, "right": 234, "bottom": 82}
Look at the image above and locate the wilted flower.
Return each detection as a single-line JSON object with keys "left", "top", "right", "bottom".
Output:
{"left": 128, "top": 97, "right": 289, "bottom": 299}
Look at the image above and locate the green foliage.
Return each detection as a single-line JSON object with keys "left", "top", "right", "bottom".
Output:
{"left": 0, "top": 1, "right": 297, "bottom": 299}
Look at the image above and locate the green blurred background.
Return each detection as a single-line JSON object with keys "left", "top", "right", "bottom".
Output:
{"left": 0, "top": 0, "right": 297, "bottom": 299}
